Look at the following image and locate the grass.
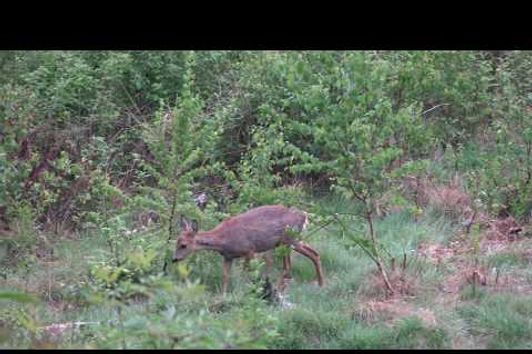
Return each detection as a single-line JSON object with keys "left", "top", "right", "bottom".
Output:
{"left": 457, "top": 293, "right": 532, "bottom": 349}
{"left": 2, "top": 197, "right": 531, "bottom": 349}
{"left": 485, "top": 250, "right": 531, "bottom": 269}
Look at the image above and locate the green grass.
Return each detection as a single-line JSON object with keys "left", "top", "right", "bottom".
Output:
{"left": 457, "top": 293, "right": 532, "bottom": 349}
{"left": 484, "top": 250, "right": 531, "bottom": 269}
{"left": 2, "top": 197, "right": 531, "bottom": 349}
{"left": 394, "top": 316, "right": 448, "bottom": 349}
{"left": 330, "top": 322, "right": 395, "bottom": 349}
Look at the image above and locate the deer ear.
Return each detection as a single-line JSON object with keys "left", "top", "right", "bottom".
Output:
{"left": 179, "top": 215, "right": 199, "bottom": 234}
{"left": 189, "top": 219, "right": 199, "bottom": 233}
{"left": 179, "top": 215, "right": 191, "bottom": 230}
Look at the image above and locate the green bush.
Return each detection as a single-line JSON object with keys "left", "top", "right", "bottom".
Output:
{"left": 2, "top": 50, "right": 532, "bottom": 349}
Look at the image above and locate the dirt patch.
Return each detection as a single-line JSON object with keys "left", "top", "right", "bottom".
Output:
{"left": 480, "top": 239, "right": 511, "bottom": 255}
{"left": 490, "top": 271, "right": 532, "bottom": 295}
{"left": 440, "top": 254, "right": 532, "bottom": 296}
{"left": 484, "top": 216, "right": 523, "bottom": 242}
{"left": 354, "top": 268, "right": 438, "bottom": 327}
{"left": 417, "top": 242, "right": 455, "bottom": 264}
{"left": 438, "top": 257, "right": 492, "bottom": 295}
{"left": 477, "top": 217, "right": 527, "bottom": 256}
{"left": 357, "top": 269, "right": 420, "bottom": 300}
{"left": 440, "top": 273, "right": 464, "bottom": 294}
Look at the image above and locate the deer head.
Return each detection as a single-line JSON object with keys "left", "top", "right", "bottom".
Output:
{"left": 172, "top": 216, "right": 199, "bottom": 262}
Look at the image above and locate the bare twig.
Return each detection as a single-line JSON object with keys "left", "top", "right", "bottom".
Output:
{"left": 422, "top": 104, "right": 450, "bottom": 119}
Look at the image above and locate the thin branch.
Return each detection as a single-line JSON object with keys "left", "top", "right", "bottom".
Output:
{"left": 348, "top": 183, "right": 367, "bottom": 204}
{"left": 331, "top": 213, "right": 379, "bottom": 265}
{"left": 304, "top": 218, "right": 335, "bottom": 237}
{"left": 119, "top": 80, "right": 143, "bottom": 116}
{"left": 422, "top": 104, "right": 450, "bottom": 119}
{"left": 525, "top": 141, "right": 531, "bottom": 185}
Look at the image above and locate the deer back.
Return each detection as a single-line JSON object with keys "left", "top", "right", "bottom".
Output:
{"left": 208, "top": 205, "right": 308, "bottom": 257}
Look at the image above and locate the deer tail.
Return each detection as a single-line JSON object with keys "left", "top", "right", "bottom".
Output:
{"left": 302, "top": 211, "right": 310, "bottom": 231}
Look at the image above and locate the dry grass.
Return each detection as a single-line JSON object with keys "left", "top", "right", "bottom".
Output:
{"left": 484, "top": 216, "right": 523, "bottom": 241}
{"left": 439, "top": 240, "right": 532, "bottom": 297}
{"left": 353, "top": 297, "right": 438, "bottom": 328}
{"left": 403, "top": 175, "right": 472, "bottom": 215}
{"left": 417, "top": 243, "right": 455, "bottom": 264}
{"left": 356, "top": 268, "right": 421, "bottom": 301}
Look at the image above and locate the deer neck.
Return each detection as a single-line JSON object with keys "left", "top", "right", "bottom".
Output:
{"left": 195, "top": 231, "right": 225, "bottom": 253}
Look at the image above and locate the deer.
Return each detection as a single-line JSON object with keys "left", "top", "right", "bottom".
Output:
{"left": 172, "top": 204, "right": 325, "bottom": 294}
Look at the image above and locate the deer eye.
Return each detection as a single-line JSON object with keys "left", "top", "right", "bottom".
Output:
{"left": 180, "top": 244, "right": 187, "bottom": 249}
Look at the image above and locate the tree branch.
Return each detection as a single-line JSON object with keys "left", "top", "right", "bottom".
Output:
{"left": 422, "top": 103, "right": 450, "bottom": 118}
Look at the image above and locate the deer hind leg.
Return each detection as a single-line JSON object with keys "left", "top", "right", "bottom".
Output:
{"left": 243, "top": 252, "right": 255, "bottom": 272}
{"left": 263, "top": 250, "right": 274, "bottom": 275}
{"left": 283, "top": 253, "right": 292, "bottom": 277}
{"left": 222, "top": 258, "right": 233, "bottom": 295}
{"left": 291, "top": 241, "right": 325, "bottom": 287}
{"left": 277, "top": 252, "right": 293, "bottom": 293}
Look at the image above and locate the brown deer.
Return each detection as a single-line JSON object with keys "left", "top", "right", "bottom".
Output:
{"left": 172, "top": 204, "right": 325, "bottom": 294}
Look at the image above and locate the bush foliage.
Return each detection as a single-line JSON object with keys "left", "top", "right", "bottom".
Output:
{"left": 1, "top": 50, "right": 531, "bottom": 349}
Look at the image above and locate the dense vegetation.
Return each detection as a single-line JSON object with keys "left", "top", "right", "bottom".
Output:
{"left": 1, "top": 51, "right": 531, "bottom": 349}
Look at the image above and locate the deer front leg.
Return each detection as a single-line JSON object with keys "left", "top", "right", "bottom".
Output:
{"left": 283, "top": 253, "right": 292, "bottom": 276}
{"left": 243, "top": 256, "right": 251, "bottom": 271}
{"left": 292, "top": 241, "right": 325, "bottom": 287}
{"left": 222, "top": 258, "right": 233, "bottom": 295}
